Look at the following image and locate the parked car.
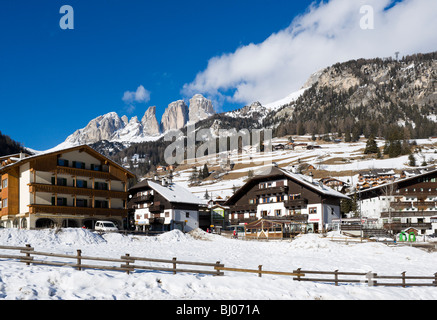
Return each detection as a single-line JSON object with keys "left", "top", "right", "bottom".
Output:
{"left": 94, "top": 221, "right": 118, "bottom": 233}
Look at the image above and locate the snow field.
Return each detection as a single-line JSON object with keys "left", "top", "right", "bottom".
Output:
{"left": 1, "top": 228, "right": 437, "bottom": 300}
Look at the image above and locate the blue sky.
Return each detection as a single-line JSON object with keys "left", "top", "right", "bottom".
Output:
{"left": 0, "top": 0, "right": 435, "bottom": 151}
{"left": 0, "top": 0, "right": 312, "bottom": 150}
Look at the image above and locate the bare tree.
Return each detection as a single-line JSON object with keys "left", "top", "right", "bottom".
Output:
{"left": 381, "top": 181, "right": 398, "bottom": 237}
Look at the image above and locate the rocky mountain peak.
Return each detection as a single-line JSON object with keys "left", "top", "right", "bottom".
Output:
{"left": 141, "top": 106, "right": 160, "bottom": 136}
{"left": 161, "top": 100, "right": 188, "bottom": 132}
{"left": 188, "top": 94, "right": 215, "bottom": 124}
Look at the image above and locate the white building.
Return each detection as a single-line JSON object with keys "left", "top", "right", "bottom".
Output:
{"left": 129, "top": 179, "right": 207, "bottom": 232}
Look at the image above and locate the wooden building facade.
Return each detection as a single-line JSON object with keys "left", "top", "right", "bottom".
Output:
{"left": 225, "top": 166, "right": 349, "bottom": 233}
{"left": 0, "top": 145, "right": 135, "bottom": 230}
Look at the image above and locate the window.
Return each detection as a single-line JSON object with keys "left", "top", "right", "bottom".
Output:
{"left": 2, "top": 198, "right": 7, "bottom": 208}
{"left": 51, "top": 197, "right": 67, "bottom": 206}
{"left": 52, "top": 177, "right": 67, "bottom": 186}
{"left": 57, "top": 159, "right": 69, "bottom": 167}
{"left": 72, "top": 161, "right": 85, "bottom": 169}
{"left": 94, "top": 200, "right": 109, "bottom": 209}
{"left": 91, "top": 164, "right": 102, "bottom": 171}
{"left": 309, "top": 207, "right": 317, "bottom": 214}
{"left": 76, "top": 180, "right": 88, "bottom": 188}
{"left": 274, "top": 209, "right": 281, "bottom": 216}
{"left": 94, "top": 182, "right": 108, "bottom": 190}
{"left": 186, "top": 212, "right": 190, "bottom": 218}
{"left": 76, "top": 199, "right": 88, "bottom": 208}
{"left": 2, "top": 179, "right": 7, "bottom": 189}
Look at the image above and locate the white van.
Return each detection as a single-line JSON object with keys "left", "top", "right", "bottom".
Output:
{"left": 95, "top": 221, "right": 118, "bottom": 233}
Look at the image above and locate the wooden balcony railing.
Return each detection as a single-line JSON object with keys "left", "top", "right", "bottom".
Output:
{"left": 52, "top": 166, "right": 112, "bottom": 180}
{"left": 28, "top": 204, "right": 128, "bottom": 217}
{"left": 29, "top": 183, "right": 128, "bottom": 199}
{"left": 381, "top": 211, "right": 437, "bottom": 218}
{"left": 132, "top": 194, "right": 153, "bottom": 203}
{"left": 254, "top": 186, "right": 288, "bottom": 196}
{"left": 383, "top": 222, "right": 432, "bottom": 231}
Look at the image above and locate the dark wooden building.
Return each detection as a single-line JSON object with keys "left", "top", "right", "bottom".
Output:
{"left": 225, "top": 166, "right": 349, "bottom": 233}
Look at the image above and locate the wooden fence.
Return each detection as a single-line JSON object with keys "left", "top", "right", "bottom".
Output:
{"left": 1, "top": 244, "right": 436, "bottom": 287}
{"left": 0, "top": 244, "right": 223, "bottom": 276}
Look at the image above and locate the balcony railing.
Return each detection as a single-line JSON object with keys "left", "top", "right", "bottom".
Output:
{"left": 28, "top": 204, "right": 128, "bottom": 217}
{"left": 133, "top": 194, "right": 153, "bottom": 203}
{"left": 149, "top": 202, "right": 164, "bottom": 213}
{"left": 381, "top": 211, "right": 437, "bottom": 218}
{"left": 284, "top": 199, "right": 308, "bottom": 208}
{"left": 29, "top": 183, "right": 128, "bottom": 199}
{"left": 254, "top": 186, "right": 288, "bottom": 195}
{"left": 52, "top": 166, "right": 112, "bottom": 180}
{"left": 383, "top": 222, "right": 432, "bottom": 231}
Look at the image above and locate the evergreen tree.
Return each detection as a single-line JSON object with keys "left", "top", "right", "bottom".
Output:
{"left": 202, "top": 164, "right": 209, "bottom": 179}
{"left": 364, "top": 135, "right": 378, "bottom": 154}
{"left": 408, "top": 154, "right": 416, "bottom": 167}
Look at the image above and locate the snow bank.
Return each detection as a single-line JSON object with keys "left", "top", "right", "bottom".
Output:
{"left": 0, "top": 228, "right": 106, "bottom": 247}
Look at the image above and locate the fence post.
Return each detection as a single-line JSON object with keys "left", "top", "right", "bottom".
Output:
{"left": 125, "top": 254, "right": 130, "bottom": 275}
{"left": 25, "top": 244, "right": 31, "bottom": 266}
{"left": 334, "top": 270, "right": 339, "bottom": 286}
{"left": 366, "top": 271, "right": 376, "bottom": 287}
{"left": 295, "top": 268, "right": 302, "bottom": 281}
{"left": 402, "top": 271, "right": 406, "bottom": 288}
{"left": 172, "top": 257, "right": 177, "bottom": 275}
{"left": 215, "top": 261, "right": 222, "bottom": 276}
{"left": 77, "top": 250, "right": 82, "bottom": 271}
{"left": 258, "top": 265, "right": 262, "bottom": 278}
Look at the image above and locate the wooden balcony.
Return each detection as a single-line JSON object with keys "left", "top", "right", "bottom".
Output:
{"left": 381, "top": 211, "right": 437, "bottom": 218}
{"left": 254, "top": 186, "right": 288, "bottom": 196}
{"left": 133, "top": 194, "right": 153, "bottom": 203}
{"left": 29, "top": 183, "right": 128, "bottom": 199}
{"left": 28, "top": 204, "right": 128, "bottom": 217}
{"left": 149, "top": 202, "right": 164, "bottom": 213}
{"left": 231, "top": 204, "right": 258, "bottom": 213}
{"left": 284, "top": 199, "right": 307, "bottom": 208}
{"left": 383, "top": 222, "right": 432, "bottom": 232}
{"left": 52, "top": 166, "right": 112, "bottom": 180}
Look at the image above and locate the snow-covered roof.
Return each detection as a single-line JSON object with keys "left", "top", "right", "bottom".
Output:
{"left": 147, "top": 180, "right": 207, "bottom": 205}
{"left": 276, "top": 168, "right": 350, "bottom": 199}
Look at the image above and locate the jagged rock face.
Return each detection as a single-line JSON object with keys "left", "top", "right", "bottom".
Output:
{"left": 64, "top": 112, "right": 125, "bottom": 145}
{"left": 161, "top": 100, "right": 188, "bottom": 132}
{"left": 141, "top": 106, "right": 160, "bottom": 136}
{"left": 111, "top": 116, "right": 142, "bottom": 141}
{"left": 188, "top": 94, "right": 215, "bottom": 123}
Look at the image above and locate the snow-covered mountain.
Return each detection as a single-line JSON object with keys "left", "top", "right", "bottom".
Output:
{"left": 54, "top": 94, "right": 218, "bottom": 150}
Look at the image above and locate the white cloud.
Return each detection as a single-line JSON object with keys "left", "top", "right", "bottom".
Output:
{"left": 182, "top": 0, "right": 437, "bottom": 106}
{"left": 122, "top": 85, "right": 151, "bottom": 104}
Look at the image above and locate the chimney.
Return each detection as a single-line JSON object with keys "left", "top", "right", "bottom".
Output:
{"left": 309, "top": 172, "right": 314, "bottom": 183}
{"left": 161, "top": 177, "right": 168, "bottom": 186}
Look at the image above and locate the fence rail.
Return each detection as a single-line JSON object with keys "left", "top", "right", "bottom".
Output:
{"left": 0, "top": 244, "right": 223, "bottom": 276}
{"left": 1, "top": 244, "right": 436, "bottom": 288}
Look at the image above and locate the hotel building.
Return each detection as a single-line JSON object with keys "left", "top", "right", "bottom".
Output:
{"left": 0, "top": 145, "right": 135, "bottom": 230}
